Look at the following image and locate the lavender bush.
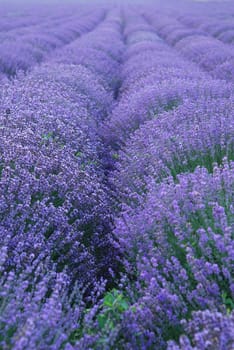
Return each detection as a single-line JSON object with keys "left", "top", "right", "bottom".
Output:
{"left": 112, "top": 97, "right": 234, "bottom": 203}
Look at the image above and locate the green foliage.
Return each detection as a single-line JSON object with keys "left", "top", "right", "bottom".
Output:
{"left": 50, "top": 190, "right": 65, "bottom": 207}
{"left": 70, "top": 289, "right": 130, "bottom": 347}
{"left": 169, "top": 144, "right": 234, "bottom": 180}
{"left": 0, "top": 164, "right": 3, "bottom": 178}
{"left": 112, "top": 153, "right": 119, "bottom": 160}
{"left": 75, "top": 151, "right": 83, "bottom": 157}
{"left": 164, "top": 99, "right": 180, "bottom": 112}
{"left": 41, "top": 131, "right": 54, "bottom": 141}
{"left": 222, "top": 291, "right": 234, "bottom": 314}
{"left": 41, "top": 132, "right": 64, "bottom": 148}
{"left": 97, "top": 289, "right": 129, "bottom": 331}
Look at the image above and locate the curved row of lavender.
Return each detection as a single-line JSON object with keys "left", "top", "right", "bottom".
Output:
{"left": 147, "top": 0, "right": 234, "bottom": 45}
{"left": 144, "top": 4, "right": 234, "bottom": 82}
{"left": 172, "top": 0, "right": 234, "bottom": 45}
{"left": 0, "top": 5, "right": 126, "bottom": 349}
{"left": 0, "top": 6, "right": 107, "bottom": 77}
{"left": 0, "top": 1, "right": 233, "bottom": 349}
{"left": 177, "top": 13, "right": 234, "bottom": 46}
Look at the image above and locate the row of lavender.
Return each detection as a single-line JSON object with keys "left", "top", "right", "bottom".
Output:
{"left": 177, "top": 12, "right": 234, "bottom": 46}
{"left": 0, "top": 2, "right": 97, "bottom": 33}
{"left": 143, "top": 4, "right": 234, "bottom": 82}
{"left": 0, "top": 8, "right": 125, "bottom": 349}
{"left": 0, "top": 5, "right": 107, "bottom": 77}
{"left": 73, "top": 7, "right": 234, "bottom": 350}
{"left": 147, "top": 0, "right": 234, "bottom": 45}
{"left": 169, "top": 0, "right": 234, "bottom": 45}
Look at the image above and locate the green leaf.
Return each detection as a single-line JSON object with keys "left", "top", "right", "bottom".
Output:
{"left": 103, "top": 292, "right": 115, "bottom": 307}
{"left": 75, "top": 151, "right": 83, "bottom": 157}
{"left": 112, "top": 153, "right": 119, "bottom": 160}
{"left": 42, "top": 132, "right": 54, "bottom": 140}
{"left": 118, "top": 299, "right": 129, "bottom": 312}
{"left": 131, "top": 306, "right": 137, "bottom": 313}
{"left": 97, "top": 314, "right": 108, "bottom": 329}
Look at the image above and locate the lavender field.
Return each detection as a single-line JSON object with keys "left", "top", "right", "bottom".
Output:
{"left": 0, "top": 0, "right": 233, "bottom": 349}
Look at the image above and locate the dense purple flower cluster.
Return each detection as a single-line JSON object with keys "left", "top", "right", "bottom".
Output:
{"left": 0, "top": 6, "right": 125, "bottom": 348}
{"left": 89, "top": 163, "right": 233, "bottom": 349}
{"left": 115, "top": 162, "right": 234, "bottom": 296}
{"left": 52, "top": 9, "right": 125, "bottom": 89}
{"left": 0, "top": 1, "right": 233, "bottom": 349}
{"left": 102, "top": 14, "right": 232, "bottom": 150}
{"left": 168, "top": 310, "right": 234, "bottom": 350}
{"left": 112, "top": 98, "right": 234, "bottom": 202}
{"left": 0, "top": 256, "right": 80, "bottom": 349}
{"left": 0, "top": 63, "right": 114, "bottom": 281}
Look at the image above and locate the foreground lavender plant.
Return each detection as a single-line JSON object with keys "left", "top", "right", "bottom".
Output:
{"left": 0, "top": 10, "right": 125, "bottom": 349}
{"left": 168, "top": 310, "right": 234, "bottom": 350}
{"left": 112, "top": 162, "right": 234, "bottom": 347}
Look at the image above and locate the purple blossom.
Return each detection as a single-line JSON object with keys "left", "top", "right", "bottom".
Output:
{"left": 168, "top": 310, "right": 234, "bottom": 350}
